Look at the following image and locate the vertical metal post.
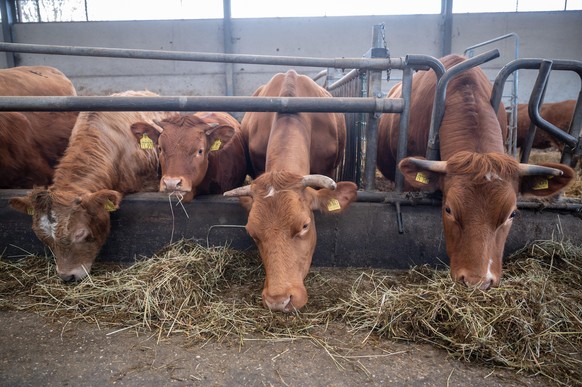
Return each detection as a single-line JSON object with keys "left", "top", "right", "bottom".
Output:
{"left": 440, "top": 0, "right": 453, "bottom": 57}
{"left": 561, "top": 93, "right": 582, "bottom": 166}
{"left": 363, "top": 24, "right": 388, "bottom": 191}
{"left": 0, "top": 0, "right": 16, "bottom": 67}
{"left": 223, "top": 0, "right": 234, "bottom": 96}
{"left": 394, "top": 67, "right": 413, "bottom": 193}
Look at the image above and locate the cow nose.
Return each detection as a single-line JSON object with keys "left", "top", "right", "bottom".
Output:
{"left": 163, "top": 177, "right": 182, "bottom": 191}
{"left": 263, "top": 294, "right": 292, "bottom": 312}
{"left": 56, "top": 265, "right": 91, "bottom": 282}
{"left": 58, "top": 273, "right": 76, "bottom": 282}
{"left": 262, "top": 286, "right": 308, "bottom": 312}
{"left": 459, "top": 275, "right": 494, "bottom": 291}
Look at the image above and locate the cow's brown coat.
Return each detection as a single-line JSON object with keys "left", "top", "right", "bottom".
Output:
{"left": 377, "top": 55, "right": 574, "bottom": 289}
{"left": 0, "top": 66, "right": 78, "bottom": 188}
{"left": 130, "top": 111, "right": 248, "bottom": 202}
{"left": 10, "top": 91, "right": 174, "bottom": 281}
{"left": 227, "top": 70, "right": 357, "bottom": 311}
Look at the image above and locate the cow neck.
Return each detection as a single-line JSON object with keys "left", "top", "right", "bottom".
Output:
{"left": 265, "top": 114, "right": 311, "bottom": 175}
{"left": 438, "top": 101, "right": 506, "bottom": 160}
{"left": 51, "top": 114, "right": 160, "bottom": 196}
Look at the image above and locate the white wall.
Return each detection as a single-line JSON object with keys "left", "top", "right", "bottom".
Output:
{"left": 1, "top": 11, "right": 581, "bottom": 104}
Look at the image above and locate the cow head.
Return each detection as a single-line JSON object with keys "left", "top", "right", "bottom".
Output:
{"left": 224, "top": 171, "right": 357, "bottom": 312}
{"left": 399, "top": 151, "right": 575, "bottom": 290}
{"left": 131, "top": 115, "right": 235, "bottom": 202}
{"left": 10, "top": 188, "right": 122, "bottom": 281}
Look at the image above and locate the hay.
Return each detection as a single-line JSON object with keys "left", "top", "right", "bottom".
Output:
{"left": 1, "top": 239, "right": 581, "bottom": 384}
{"left": 340, "top": 240, "right": 582, "bottom": 385}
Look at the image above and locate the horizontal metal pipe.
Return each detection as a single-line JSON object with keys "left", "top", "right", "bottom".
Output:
{"left": 356, "top": 191, "right": 582, "bottom": 211}
{"left": 326, "top": 69, "right": 360, "bottom": 91}
{"left": 0, "top": 95, "right": 405, "bottom": 113}
{"left": 0, "top": 42, "right": 406, "bottom": 71}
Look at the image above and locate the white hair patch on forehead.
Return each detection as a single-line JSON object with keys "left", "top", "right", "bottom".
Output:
{"left": 264, "top": 186, "right": 277, "bottom": 198}
{"left": 485, "top": 172, "right": 502, "bottom": 181}
{"left": 39, "top": 210, "right": 58, "bottom": 240}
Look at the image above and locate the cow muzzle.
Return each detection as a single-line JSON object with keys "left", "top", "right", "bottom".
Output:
{"left": 161, "top": 176, "right": 192, "bottom": 192}
{"left": 454, "top": 270, "right": 499, "bottom": 291}
{"left": 56, "top": 263, "right": 92, "bottom": 282}
{"left": 262, "top": 285, "right": 308, "bottom": 312}
{"left": 161, "top": 176, "right": 194, "bottom": 201}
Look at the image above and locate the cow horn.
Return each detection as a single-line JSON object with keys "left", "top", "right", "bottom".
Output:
{"left": 223, "top": 185, "right": 252, "bottom": 197}
{"left": 518, "top": 164, "right": 564, "bottom": 177}
{"left": 405, "top": 158, "right": 448, "bottom": 173}
{"left": 152, "top": 120, "right": 165, "bottom": 133}
{"left": 302, "top": 174, "right": 337, "bottom": 190}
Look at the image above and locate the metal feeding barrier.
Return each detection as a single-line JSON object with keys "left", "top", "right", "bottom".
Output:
{"left": 491, "top": 58, "right": 582, "bottom": 168}
{"left": 0, "top": 25, "right": 578, "bottom": 207}
{"left": 0, "top": 24, "right": 579, "bottom": 196}
{"left": 0, "top": 25, "right": 580, "bottom": 267}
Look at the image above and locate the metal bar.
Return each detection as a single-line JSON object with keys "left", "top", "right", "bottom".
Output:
{"left": 528, "top": 62, "right": 578, "bottom": 149}
{"left": 355, "top": 191, "right": 582, "bottom": 211}
{"left": 562, "top": 93, "right": 582, "bottom": 165}
{"left": 0, "top": 0, "right": 16, "bottom": 67}
{"left": 362, "top": 25, "right": 387, "bottom": 191}
{"left": 222, "top": 0, "right": 234, "bottom": 96}
{"left": 440, "top": 0, "right": 453, "bottom": 56}
{"left": 0, "top": 95, "right": 405, "bottom": 113}
{"left": 464, "top": 33, "right": 519, "bottom": 58}
{"left": 426, "top": 49, "right": 501, "bottom": 160}
{"left": 520, "top": 60, "right": 551, "bottom": 163}
{"left": 326, "top": 69, "right": 360, "bottom": 91}
{"left": 0, "top": 41, "right": 405, "bottom": 71}
{"left": 404, "top": 54, "right": 446, "bottom": 78}
{"left": 492, "top": 58, "right": 582, "bottom": 112}
{"left": 394, "top": 67, "right": 413, "bottom": 193}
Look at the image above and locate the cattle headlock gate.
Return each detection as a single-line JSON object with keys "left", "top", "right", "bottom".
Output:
{"left": 0, "top": 25, "right": 581, "bottom": 269}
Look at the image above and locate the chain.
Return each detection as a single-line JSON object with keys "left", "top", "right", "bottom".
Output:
{"left": 379, "top": 23, "right": 391, "bottom": 83}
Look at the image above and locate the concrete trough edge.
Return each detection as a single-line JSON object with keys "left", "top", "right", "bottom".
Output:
{"left": 1, "top": 189, "right": 581, "bottom": 269}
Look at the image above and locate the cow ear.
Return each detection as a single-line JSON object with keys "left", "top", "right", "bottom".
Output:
{"left": 85, "top": 190, "right": 123, "bottom": 212}
{"left": 9, "top": 195, "right": 34, "bottom": 216}
{"left": 307, "top": 181, "right": 358, "bottom": 213}
{"left": 205, "top": 125, "right": 235, "bottom": 151}
{"left": 520, "top": 163, "right": 575, "bottom": 197}
{"left": 398, "top": 157, "right": 443, "bottom": 191}
{"left": 130, "top": 122, "right": 161, "bottom": 148}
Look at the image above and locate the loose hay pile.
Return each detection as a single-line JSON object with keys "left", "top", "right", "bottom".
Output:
{"left": 1, "top": 239, "right": 581, "bottom": 385}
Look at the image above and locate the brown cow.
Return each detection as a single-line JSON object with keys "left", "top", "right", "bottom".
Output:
{"left": 224, "top": 70, "right": 358, "bottom": 312}
{"left": 0, "top": 65, "right": 78, "bottom": 188}
{"left": 9, "top": 90, "right": 175, "bottom": 281}
{"left": 514, "top": 99, "right": 575, "bottom": 150}
{"left": 130, "top": 111, "right": 248, "bottom": 201}
{"left": 377, "top": 54, "right": 575, "bottom": 290}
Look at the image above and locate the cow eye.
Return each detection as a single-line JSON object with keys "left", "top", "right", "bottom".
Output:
{"left": 197, "top": 148, "right": 203, "bottom": 155}
{"left": 445, "top": 207, "right": 452, "bottom": 215}
{"left": 509, "top": 210, "right": 519, "bottom": 219}
{"left": 296, "top": 220, "right": 310, "bottom": 237}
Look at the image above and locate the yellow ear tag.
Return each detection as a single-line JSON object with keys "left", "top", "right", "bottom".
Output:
{"left": 27, "top": 207, "right": 34, "bottom": 216}
{"left": 327, "top": 198, "right": 341, "bottom": 212}
{"left": 140, "top": 133, "right": 154, "bottom": 150}
{"left": 415, "top": 172, "right": 430, "bottom": 184}
{"left": 532, "top": 178, "right": 549, "bottom": 190}
{"left": 104, "top": 200, "right": 117, "bottom": 212}
{"left": 210, "top": 139, "right": 222, "bottom": 151}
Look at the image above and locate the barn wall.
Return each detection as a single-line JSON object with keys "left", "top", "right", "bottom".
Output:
{"left": 0, "top": 11, "right": 580, "bottom": 104}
